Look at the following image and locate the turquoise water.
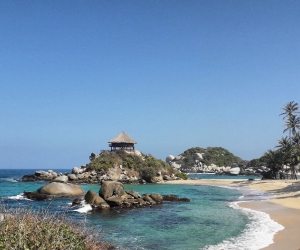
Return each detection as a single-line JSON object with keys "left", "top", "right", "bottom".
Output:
{"left": 0, "top": 169, "right": 282, "bottom": 250}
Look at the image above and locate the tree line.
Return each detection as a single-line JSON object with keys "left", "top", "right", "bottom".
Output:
{"left": 262, "top": 101, "right": 300, "bottom": 179}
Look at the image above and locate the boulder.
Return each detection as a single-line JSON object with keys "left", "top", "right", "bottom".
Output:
{"left": 162, "top": 195, "right": 190, "bottom": 202}
{"left": 23, "top": 191, "right": 54, "bottom": 200}
{"left": 85, "top": 190, "right": 109, "bottom": 209}
{"left": 166, "top": 155, "right": 175, "bottom": 163}
{"left": 105, "top": 196, "right": 124, "bottom": 206}
{"left": 71, "top": 198, "right": 82, "bottom": 206}
{"left": 193, "top": 153, "right": 203, "bottom": 160}
{"left": 99, "top": 181, "right": 126, "bottom": 199}
{"left": 142, "top": 194, "right": 156, "bottom": 204}
{"left": 53, "top": 175, "right": 69, "bottom": 183}
{"left": 72, "top": 167, "right": 80, "bottom": 174}
{"left": 126, "top": 190, "right": 141, "bottom": 199}
{"left": 37, "top": 182, "right": 85, "bottom": 197}
{"left": 229, "top": 167, "right": 240, "bottom": 175}
{"left": 150, "top": 193, "right": 163, "bottom": 203}
{"left": 152, "top": 176, "right": 163, "bottom": 183}
{"left": 34, "top": 170, "right": 48, "bottom": 177}
{"left": 19, "top": 175, "right": 36, "bottom": 182}
{"left": 68, "top": 174, "right": 78, "bottom": 181}
{"left": 163, "top": 195, "right": 179, "bottom": 201}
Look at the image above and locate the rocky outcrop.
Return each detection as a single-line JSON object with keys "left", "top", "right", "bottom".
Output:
{"left": 19, "top": 170, "right": 59, "bottom": 182}
{"left": 18, "top": 166, "right": 145, "bottom": 184}
{"left": 19, "top": 165, "right": 179, "bottom": 184}
{"left": 84, "top": 181, "right": 189, "bottom": 210}
{"left": 166, "top": 148, "right": 268, "bottom": 176}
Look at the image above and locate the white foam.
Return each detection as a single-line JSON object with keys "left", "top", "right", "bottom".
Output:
{"left": 72, "top": 201, "right": 92, "bottom": 213}
{"left": 202, "top": 202, "right": 284, "bottom": 250}
{"left": 7, "top": 193, "right": 32, "bottom": 201}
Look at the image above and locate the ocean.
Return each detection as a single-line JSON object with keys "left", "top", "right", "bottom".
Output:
{"left": 0, "top": 169, "right": 283, "bottom": 250}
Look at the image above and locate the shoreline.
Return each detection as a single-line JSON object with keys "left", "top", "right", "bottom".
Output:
{"left": 166, "top": 179, "right": 300, "bottom": 249}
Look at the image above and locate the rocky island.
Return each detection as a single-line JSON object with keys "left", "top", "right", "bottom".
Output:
{"left": 19, "top": 132, "right": 188, "bottom": 184}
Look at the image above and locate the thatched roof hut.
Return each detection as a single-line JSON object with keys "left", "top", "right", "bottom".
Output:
{"left": 108, "top": 131, "right": 137, "bottom": 151}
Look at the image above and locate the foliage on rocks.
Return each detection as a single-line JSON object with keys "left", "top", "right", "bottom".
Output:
{"left": 87, "top": 150, "right": 175, "bottom": 182}
{"left": 0, "top": 205, "right": 114, "bottom": 250}
{"left": 175, "top": 172, "right": 188, "bottom": 180}
{"left": 176, "top": 147, "right": 242, "bottom": 169}
{"left": 88, "top": 151, "right": 122, "bottom": 171}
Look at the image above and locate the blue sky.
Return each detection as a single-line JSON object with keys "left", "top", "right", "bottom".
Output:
{"left": 1, "top": 1, "right": 300, "bottom": 169}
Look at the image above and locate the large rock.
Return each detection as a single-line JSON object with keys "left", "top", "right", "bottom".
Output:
{"left": 229, "top": 167, "right": 240, "bottom": 175}
{"left": 126, "top": 190, "right": 141, "bottom": 199}
{"left": 105, "top": 196, "right": 125, "bottom": 206}
{"left": 53, "top": 175, "right": 69, "bottom": 183}
{"left": 37, "top": 182, "right": 85, "bottom": 197}
{"left": 166, "top": 155, "right": 175, "bottom": 163}
{"left": 150, "top": 193, "right": 163, "bottom": 203}
{"left": 72, "top": 167, "right": 80, "bottom": 174}
{"left": 193, "top": 153, "right": 203, "bottom": 160}
{"left": 84, "top": 190, "right": 109, "bottom": 209}
{"left": 99, "top": 181, "right": 126, "bottom": 199}
{"left": 68, "top": 174, "right": 78, "bottom": 181}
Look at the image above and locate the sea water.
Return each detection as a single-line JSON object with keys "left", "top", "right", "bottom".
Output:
{"left": 0, "top": 169, "right": 283, "bottom": 250}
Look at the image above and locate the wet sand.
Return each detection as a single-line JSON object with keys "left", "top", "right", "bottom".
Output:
{"left": 166, "top": 179, "right": 300, "bottom": 249}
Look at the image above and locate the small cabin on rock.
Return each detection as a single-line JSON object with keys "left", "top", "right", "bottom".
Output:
{"left": 108, "top": 131, "right": 137, "bottom": 152}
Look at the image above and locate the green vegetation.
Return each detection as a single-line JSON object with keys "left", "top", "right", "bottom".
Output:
{"left": 88, "top": 151, "right": 122, "bottom": 171}
{"left": 175, "top": 172, "right": 188, "bottom": 180}
{"left": 87, "top": 150, "right": 175, "bottom": 182}
{"left": 261, "top": 101, "right": 300, "bottom": 179}
{"left": 176, "top": 147, "right": 242, "bottom": 170}
{"left": 0, "top": 205, "right": 114, "bottom": 250}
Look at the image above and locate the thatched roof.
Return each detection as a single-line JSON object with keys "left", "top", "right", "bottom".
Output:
{"left": 108, "top": 131, "right": 137, "bottom": 144}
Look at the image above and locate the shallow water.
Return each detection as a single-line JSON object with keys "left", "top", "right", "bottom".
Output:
{"left": 0, "top": 169, "right": 282, "bottom": 250}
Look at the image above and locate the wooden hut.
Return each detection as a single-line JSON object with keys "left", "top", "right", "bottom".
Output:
{"left": 108, "top": 131, "right": 137, "bottom": 152}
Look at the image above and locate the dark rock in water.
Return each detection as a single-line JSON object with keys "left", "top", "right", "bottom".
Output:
{"left": 178, "top": 197, "right": 190, "bottom": 202}
{"left": 142, "top": 194, "right": 156, "bottom": 205}
{"left": 71, "top": 198, "right": 82, "bottom": 207}
{"left": 23, "top": 191, "right": 54, "bottom": 201}
{"left": 99, "top": 181, "right": 126, "bottom": 199}
{"left": 162, "top": 195, "right": 179, "bottom": 201}
{"left": 162, "top": 195, "right": 190, "bottom": 202}
{"left": 19, "top": 175, "right": 37, "bottom": 182}
{"left": 149, "top": 193, "right": 163, "bottom": 203}
{"left": 84, "top": 190, "right": 110, "bottom": 209}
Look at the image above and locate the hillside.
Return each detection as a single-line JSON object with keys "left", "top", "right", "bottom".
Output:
{"left": 167, "top": 147, "right": 243, "bottom": 173}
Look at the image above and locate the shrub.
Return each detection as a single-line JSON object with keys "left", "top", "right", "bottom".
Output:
{"left": 88, "top": 151, "right": 121, "bottom": 171}
{"left": 175, "top": 172, "right": 188, "bottom": 180}
{"left": 0, "top": 205, "right": 114, "bottom": 250}
{"left": 141, "top": 167, "right": 157, "bottom": 182}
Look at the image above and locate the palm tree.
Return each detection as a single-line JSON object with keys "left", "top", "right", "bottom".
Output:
{"left": 280, "top": 101, "right": 299, "bottom": 120}
{"left": 278, "top": 101, "right": 300, "bottom": 179}
{"left": 283, "top": 115, "right": 300, "bottom": 136}
{"left": 262, "top": 150, "right": 286, "bottom": 179}
{"left": 276, "top": 136, "right": 292, "bottom": 150}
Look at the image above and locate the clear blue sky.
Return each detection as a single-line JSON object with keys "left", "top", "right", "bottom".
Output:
{"left": 1, "top": 1, "right": 300, "bottom": 169}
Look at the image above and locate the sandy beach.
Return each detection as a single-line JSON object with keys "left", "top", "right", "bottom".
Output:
{"left": 166, "top": 179, "right": 300, "bottom": 249}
